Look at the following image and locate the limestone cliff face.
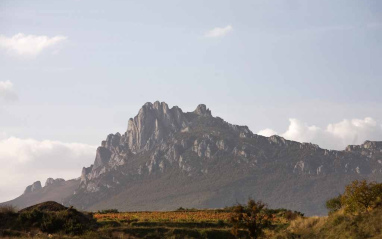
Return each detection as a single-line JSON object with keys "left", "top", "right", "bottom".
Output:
{"left": 45, "top": 178, "right": 65, "bottom": 187}
{"left": 127, "top": 101, "right": 189, "bottom": 153}
{"left": 24, "top": 181, "right": 42, "bottom": 194}
{"left": 24, "top": 178, "right": 66, "bottom": 195}
{"left": 13, "top": 102, "right": 382, "bottom": 215}
{"left": 3, "top": 178, "right": 80, "bottom": 210}
{"left": 79, "top": 102, "right": 215, "bottom": 186}
{"left": 65, "top": 102, "right": 382, "bottom": 215}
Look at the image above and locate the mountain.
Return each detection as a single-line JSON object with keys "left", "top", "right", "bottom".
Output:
{"left": 2, "top": 178, "right": 80, "bottom": 210}
{"left": 2, "top": 102, "right": 382, "bottom": 215}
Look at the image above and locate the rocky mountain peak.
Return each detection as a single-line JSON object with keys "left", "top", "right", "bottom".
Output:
{"left": 126, "top": 101, "right": 188, "bottom": 153}
{"left": 24, "top": 181, "right": 42, "bottom": 194}
{"left": 345, "top": 140, "right": 382, "bottom": 152}
{"left": 45, "top": 178, "right": 65, "bottom": 187}
{"left": 194, "top": 104, "right": 211, "bottom": 117}
{"left": 362, "top": 141, "right": 382, "bottom": 149}
{"left": 8, "top": 102, "right": 382, "bottom": 216}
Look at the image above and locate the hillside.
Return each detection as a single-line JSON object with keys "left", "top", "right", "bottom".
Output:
{"left": 1, "top": 178, "right": 79, "bottom": 210}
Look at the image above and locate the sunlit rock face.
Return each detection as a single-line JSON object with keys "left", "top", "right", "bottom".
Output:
{"left": 127, "top": 101, "right": 189, "bottom": 153}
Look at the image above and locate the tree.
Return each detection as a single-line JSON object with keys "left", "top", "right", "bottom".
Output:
{"left": 341, "top": 180, "right": 382, "bottom": 213}
{"left": 230, "top": 199, "right": 272, "bottom": 239}
{"left": 326, "top": 194, "right": 342, "bottom": 214}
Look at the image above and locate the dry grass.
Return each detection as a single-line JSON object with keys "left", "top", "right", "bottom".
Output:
{"left": 0, "top": 205, "right": 17, "bottom": 214}
{"left": 288, "top": 216, "right": 327, "bottom": 234}
{"left": 94, "top": 210, "right": 233, "bottom": 223}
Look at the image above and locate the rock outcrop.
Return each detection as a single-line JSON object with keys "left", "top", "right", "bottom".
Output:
{"left": 45, "top": 178, "right": 65, "bottom": 187}
{"left": 127, "top": 101, "right": 189, "bottom": 153}
{"left": 64, "top": 102, "right": 382, "bottom": 215}
{"left": 24, "top": 181, "right": 42, "bottom": 194}
{"left": 5, "top": 102, "right": 382, "bottom": 215}
{"left": 2, "top": 179, "right": 80, "bottom": 210}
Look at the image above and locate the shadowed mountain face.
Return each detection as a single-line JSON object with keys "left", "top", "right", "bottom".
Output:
{"left": 1, "top": 178, "right": 80, "bottom": 210}
{"left": 3, "top": 102, "right": 382, "bottom": 215}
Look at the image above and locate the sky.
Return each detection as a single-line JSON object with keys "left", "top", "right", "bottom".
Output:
{"left": 0, "top": 0, "right": 382, "bottom": 202}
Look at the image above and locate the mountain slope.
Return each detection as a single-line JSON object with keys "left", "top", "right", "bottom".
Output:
{"left": 3, "top": 102, "right": 382, "bottom": 215}
{"left": 66, "top": 102, "right": 382, "bottom": 215}
{"left": 1, "top": 178, "right": 79, "bottom": 210}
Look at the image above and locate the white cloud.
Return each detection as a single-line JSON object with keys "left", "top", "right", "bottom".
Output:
{"left": 282, "top": 118, "right": 322, "bottom": 144}
{"left": 257, "top": 128, "right": 278, "bottom": 137}
{"left": 258, "top": 117, "right": 382, "bottom": 150}
{"left": 204, "top": 25, "right": 233, "bottom": 38}
{"left": 0, "top": 136, "right": 96, "bottom": 202}
{"left": 326, "top": 117, "right": 380, "bottom": 145}
{"left": 0, "top": 33, "right": 67, "bottom": 56}
{"left": 0, "top": 80, "right": 18, "bottom": 102}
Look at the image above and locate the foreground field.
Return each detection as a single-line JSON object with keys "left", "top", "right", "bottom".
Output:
{"left": 95, "top": 210, "right": 232, "bottom": 223}
{"left": 0, "top": 205, "right": 293, "bottom": 238}
{"left": 92, "top": 208, "right": 382, "bottom": 239}
{"left": 93, "top": 210, "right": 255, "bottom": 238}
{"left": 1, "top": 205, "right": 382, "bottom": 238}
{"left": 1, "top": 180, "right": 382, "bottom": 238}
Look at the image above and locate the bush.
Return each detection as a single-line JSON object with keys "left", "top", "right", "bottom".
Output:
{"left": 273, "top": 181, "right": 382, "bottom": 239}
{"left": 16, "top": 203, "right": 97, "bottom": 235}
{"left": 40, "top": 213, "right": 64, "bottom": 233}
{"left": 18, "top": 209, "right": 44, "bottom": 226}
{"left": 216, "top": 219, "right": 225, "bottom": 227}
{"left": 97, "top": 209, "right": 119, "bottom": 214}
{"left": 230, "top": 199, "right": 272, "bottom": 239}
{"left": 325, "top": 180, "right": 382, "bottom": 214}
{"left": 326, "top": 194, "right": 342, "bottom": 214}
{"left": 63, "top": 218, "right": 84, "bottom": 235}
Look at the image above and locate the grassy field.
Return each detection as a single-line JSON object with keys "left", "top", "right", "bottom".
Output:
{"left": 93, "top": 210, "right": 251, "bottom": 239}
{"left": 90, "top": 208, "right": 294, "bottom": 239}
{"left": 2, "top": 179, "right": 382, "bottom": 239}
{"left": 95, "top": 210, "right": 232, "bottom": 223}
{"left": 0, "top": 201, "right": 302, "bottom": 238}
{"left": 1, "top": 206, "right": 381, "bottom": 238}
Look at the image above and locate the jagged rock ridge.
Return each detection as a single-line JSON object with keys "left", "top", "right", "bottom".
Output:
{"left": 3, "top": 102, "right": 382, "bottom": 215}
{"left": 24, "top": 181, "right": 42, "bottom": 194}
{"left": 2, "top": 178, "right": 80, "bottom": 210}
{"left": 66, "top": 102, "right": 382, "bottom": 215}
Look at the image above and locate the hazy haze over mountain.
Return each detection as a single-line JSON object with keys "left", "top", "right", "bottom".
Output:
{"left": 1, "top": 0, "right": 382, "bottom": 202}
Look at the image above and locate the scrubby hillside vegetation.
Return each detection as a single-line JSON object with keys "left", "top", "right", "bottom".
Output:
{"left": 0, "top": 180, "right": 381, "bottom": 238}
{"left": 0, "top": 201, "right": 97, "bottom": 238}
{"left": 272, "top": 180, "right": 382, "bottom": 239}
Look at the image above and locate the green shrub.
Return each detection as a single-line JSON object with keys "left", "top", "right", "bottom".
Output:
{"left": 97, "top": 209, "right": 119, "bottom": 214}
{"left": 16, "top": 205, "right": 97, "bottom": 235}
{"left": 341, "top": 180, "right": 382, "bottom": 213}
{"left": 18, "top": 209, "right": 44, "bottom": 227}
{"left": 326, "top": 194, "right": 342, "bottom": 214}
{"left": 40, "top": 213, "right": 64, "bottom": 233}
{"left": 216, "top": 219, "right": 225, "bottom": 227}
{"left": 63, "top": 218, "right": 84, "bottom": 235}
{"left": 325, "top": 180, "right": 382, "bottom": 215}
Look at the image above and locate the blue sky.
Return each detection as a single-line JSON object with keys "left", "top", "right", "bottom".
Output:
{"left": 0, "top": 0, "right": 382, "bottom": 201}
